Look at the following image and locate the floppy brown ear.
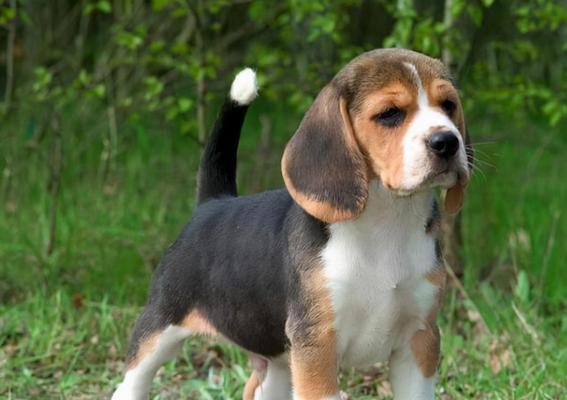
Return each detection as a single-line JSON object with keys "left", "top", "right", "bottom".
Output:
{"left": 444, "top": 102, "right": 472, "bottom": 215}
{"left": 282, "top": 85, "right": 368, "bottom": 223}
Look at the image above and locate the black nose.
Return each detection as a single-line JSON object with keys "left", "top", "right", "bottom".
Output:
{"left": 427, "top": 131, "right": 459, "bottom": 159}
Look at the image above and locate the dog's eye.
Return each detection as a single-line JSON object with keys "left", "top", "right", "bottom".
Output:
{"left": 441, "top": 99, "right": 456, "bottom": 116}
{"left": 375, "top": 107, "right": 405, "bottom": 127}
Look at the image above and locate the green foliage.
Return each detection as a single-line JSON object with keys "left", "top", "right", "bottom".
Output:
{"left": 0, "top": 4, "right": 16, "bottom": 25}
{"left": 83, "top": 0, "right": 113, "bottom": 15}
{"left": 515, "top": 0, "right": 567, "bottom": 33}
{"left": 1, "top": 0, "right": 564, "bottom": 125}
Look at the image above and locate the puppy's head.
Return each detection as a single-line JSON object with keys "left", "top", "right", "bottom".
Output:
{"left": 282, "top": 49, "right": 472, "bottom": 223}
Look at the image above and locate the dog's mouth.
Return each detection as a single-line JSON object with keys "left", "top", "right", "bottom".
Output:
{"left": 393, "top": 165, "right": 468, "bottom": 197}
{"left": 428, "top": 168, "right": 457, "bottom": 186}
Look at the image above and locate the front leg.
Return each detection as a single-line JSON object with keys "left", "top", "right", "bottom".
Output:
{"left": 287, "top": 266, "right": 341, "bottom": 400}
{"left": 389, "top": 262, "right": 446, "bottom": 399}
{"left": 389, "top": 322, "right": 440, "bottom": 400}
{"left": 289, "top": 337, "right": 341, "bottom": 400}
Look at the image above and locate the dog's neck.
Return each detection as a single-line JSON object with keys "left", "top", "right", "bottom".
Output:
{"left": 351, "top": 180, "right": 433, "bottom": 231}
{"left": 323, "top": 180, "right": 435, "bottom": 288}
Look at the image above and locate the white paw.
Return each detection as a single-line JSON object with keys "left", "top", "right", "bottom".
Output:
{"left": 110, "top": 382, "right": 148, "bottom": 400}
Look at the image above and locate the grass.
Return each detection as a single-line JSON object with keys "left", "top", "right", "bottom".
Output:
{"left": 1, "top": 285, "right": 564, "bottom": 398}
{"left": 0, "top": 103, "right": 565, "bottom": 399}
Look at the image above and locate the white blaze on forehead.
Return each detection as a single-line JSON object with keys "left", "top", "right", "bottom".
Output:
{"left": 404, "top": 63, "right": 429, "bottom": 110}
{"left": 399, "top": 62, "right": 463, "bottom": 191}
{"left": 403, "top": 62, "right": 454, "bottom": 127}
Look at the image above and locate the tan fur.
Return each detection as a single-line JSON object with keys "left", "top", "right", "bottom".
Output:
{"left": 410, "top": 320, "right": 441, "bottom": 378}
{"left": 425, "top": 265, "right": 446, "bottom": 287}
{"left": 242, "top": 371, "right": 261, "bottom": 400}
{"left": 426, "top": 79, "right": 460, "bottom": 111}
{"left": 411, "top": 265, "right": 446, "bottom": 377}
{"left": 126, "top": 309, "right": 217, "bottom": 370}
{"left": 179, "top": 309, "right": 219, "bottom": 336}
{"left": 127, "top": 333, "right": 159, "bottom": 370}
{"left": 281, "top": 183, "right": 360, "bottom": 223}
{"left": 350, "top": 82, "right": 416, "bottom": 189}
{"left": 288, "top": 267, "right": 339, "bottom": 399}
{"left": 425, "top": 78, "right": 469, "bottom": 151}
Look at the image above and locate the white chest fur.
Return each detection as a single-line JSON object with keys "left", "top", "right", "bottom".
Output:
{"left": 321, "top": 183, "right": 439, "bottom": 368}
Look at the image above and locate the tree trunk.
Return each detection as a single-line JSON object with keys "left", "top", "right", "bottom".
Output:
{"left": 194, "top": 0, "right": 207, "bottom": 149}
{"left": 442, "top": 0, "right": 454, "bottom": 68}
{"left": 46, "top": 114, "right": 62, "bottom": 257}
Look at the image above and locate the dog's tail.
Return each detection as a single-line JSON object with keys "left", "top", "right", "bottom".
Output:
{"left": 196, "top": 68, "right": 258, "bottom": 205}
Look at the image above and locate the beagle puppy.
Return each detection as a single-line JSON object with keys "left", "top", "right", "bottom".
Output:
{"left": 112, "top": 48, "right": 472, "bottom": 400}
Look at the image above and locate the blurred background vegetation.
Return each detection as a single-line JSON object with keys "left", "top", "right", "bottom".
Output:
{"left": 0, "top": 0, "right": 565, "bottom": 398}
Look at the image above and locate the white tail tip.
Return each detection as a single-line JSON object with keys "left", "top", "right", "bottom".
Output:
{"left": 230, "top": 68, "right": 258, "bottom": 105}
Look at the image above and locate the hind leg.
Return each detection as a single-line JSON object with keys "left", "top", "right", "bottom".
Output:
{"left": 243, "top": 355, "right": 291, "bottom": 400}
{"left": 112, "top": 325, "right": 190, "bottom": 399}
{"left": 112, "top": 305, "right": 219, "bottom": 399}
{"left": 112, "top": 304, "right": 191, "bottom": 400}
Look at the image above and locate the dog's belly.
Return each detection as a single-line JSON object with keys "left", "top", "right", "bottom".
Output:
{"left": 321, "top": 203, "right": 439, "bottom": 368}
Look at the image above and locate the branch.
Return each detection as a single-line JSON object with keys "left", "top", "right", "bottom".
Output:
{"left": 215, "top": 3, "right": 288, "bottom": 52}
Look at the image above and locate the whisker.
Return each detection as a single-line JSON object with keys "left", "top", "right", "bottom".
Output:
{"left": 472, "top": 163, "right": 486, "bottom": 175}
{"left": 469, "top": 157, "right": 488, "bottom": 168}
{"left": 468, "top": 147, "right": 495, "bottom": 158}
{"left": 467, "top": 149, "right": 497, "bottom": 168}
{"left": 468, "top": 140, "right": 498, "bottom": 146}
{"left": 471, "top": 169, "right": 486, "bottom": 181}
{"left": 472, "top": 158, "right": 496, "bottom": 169}
{"left": 468, "top": 161, "right": 488, "bottom": 180}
